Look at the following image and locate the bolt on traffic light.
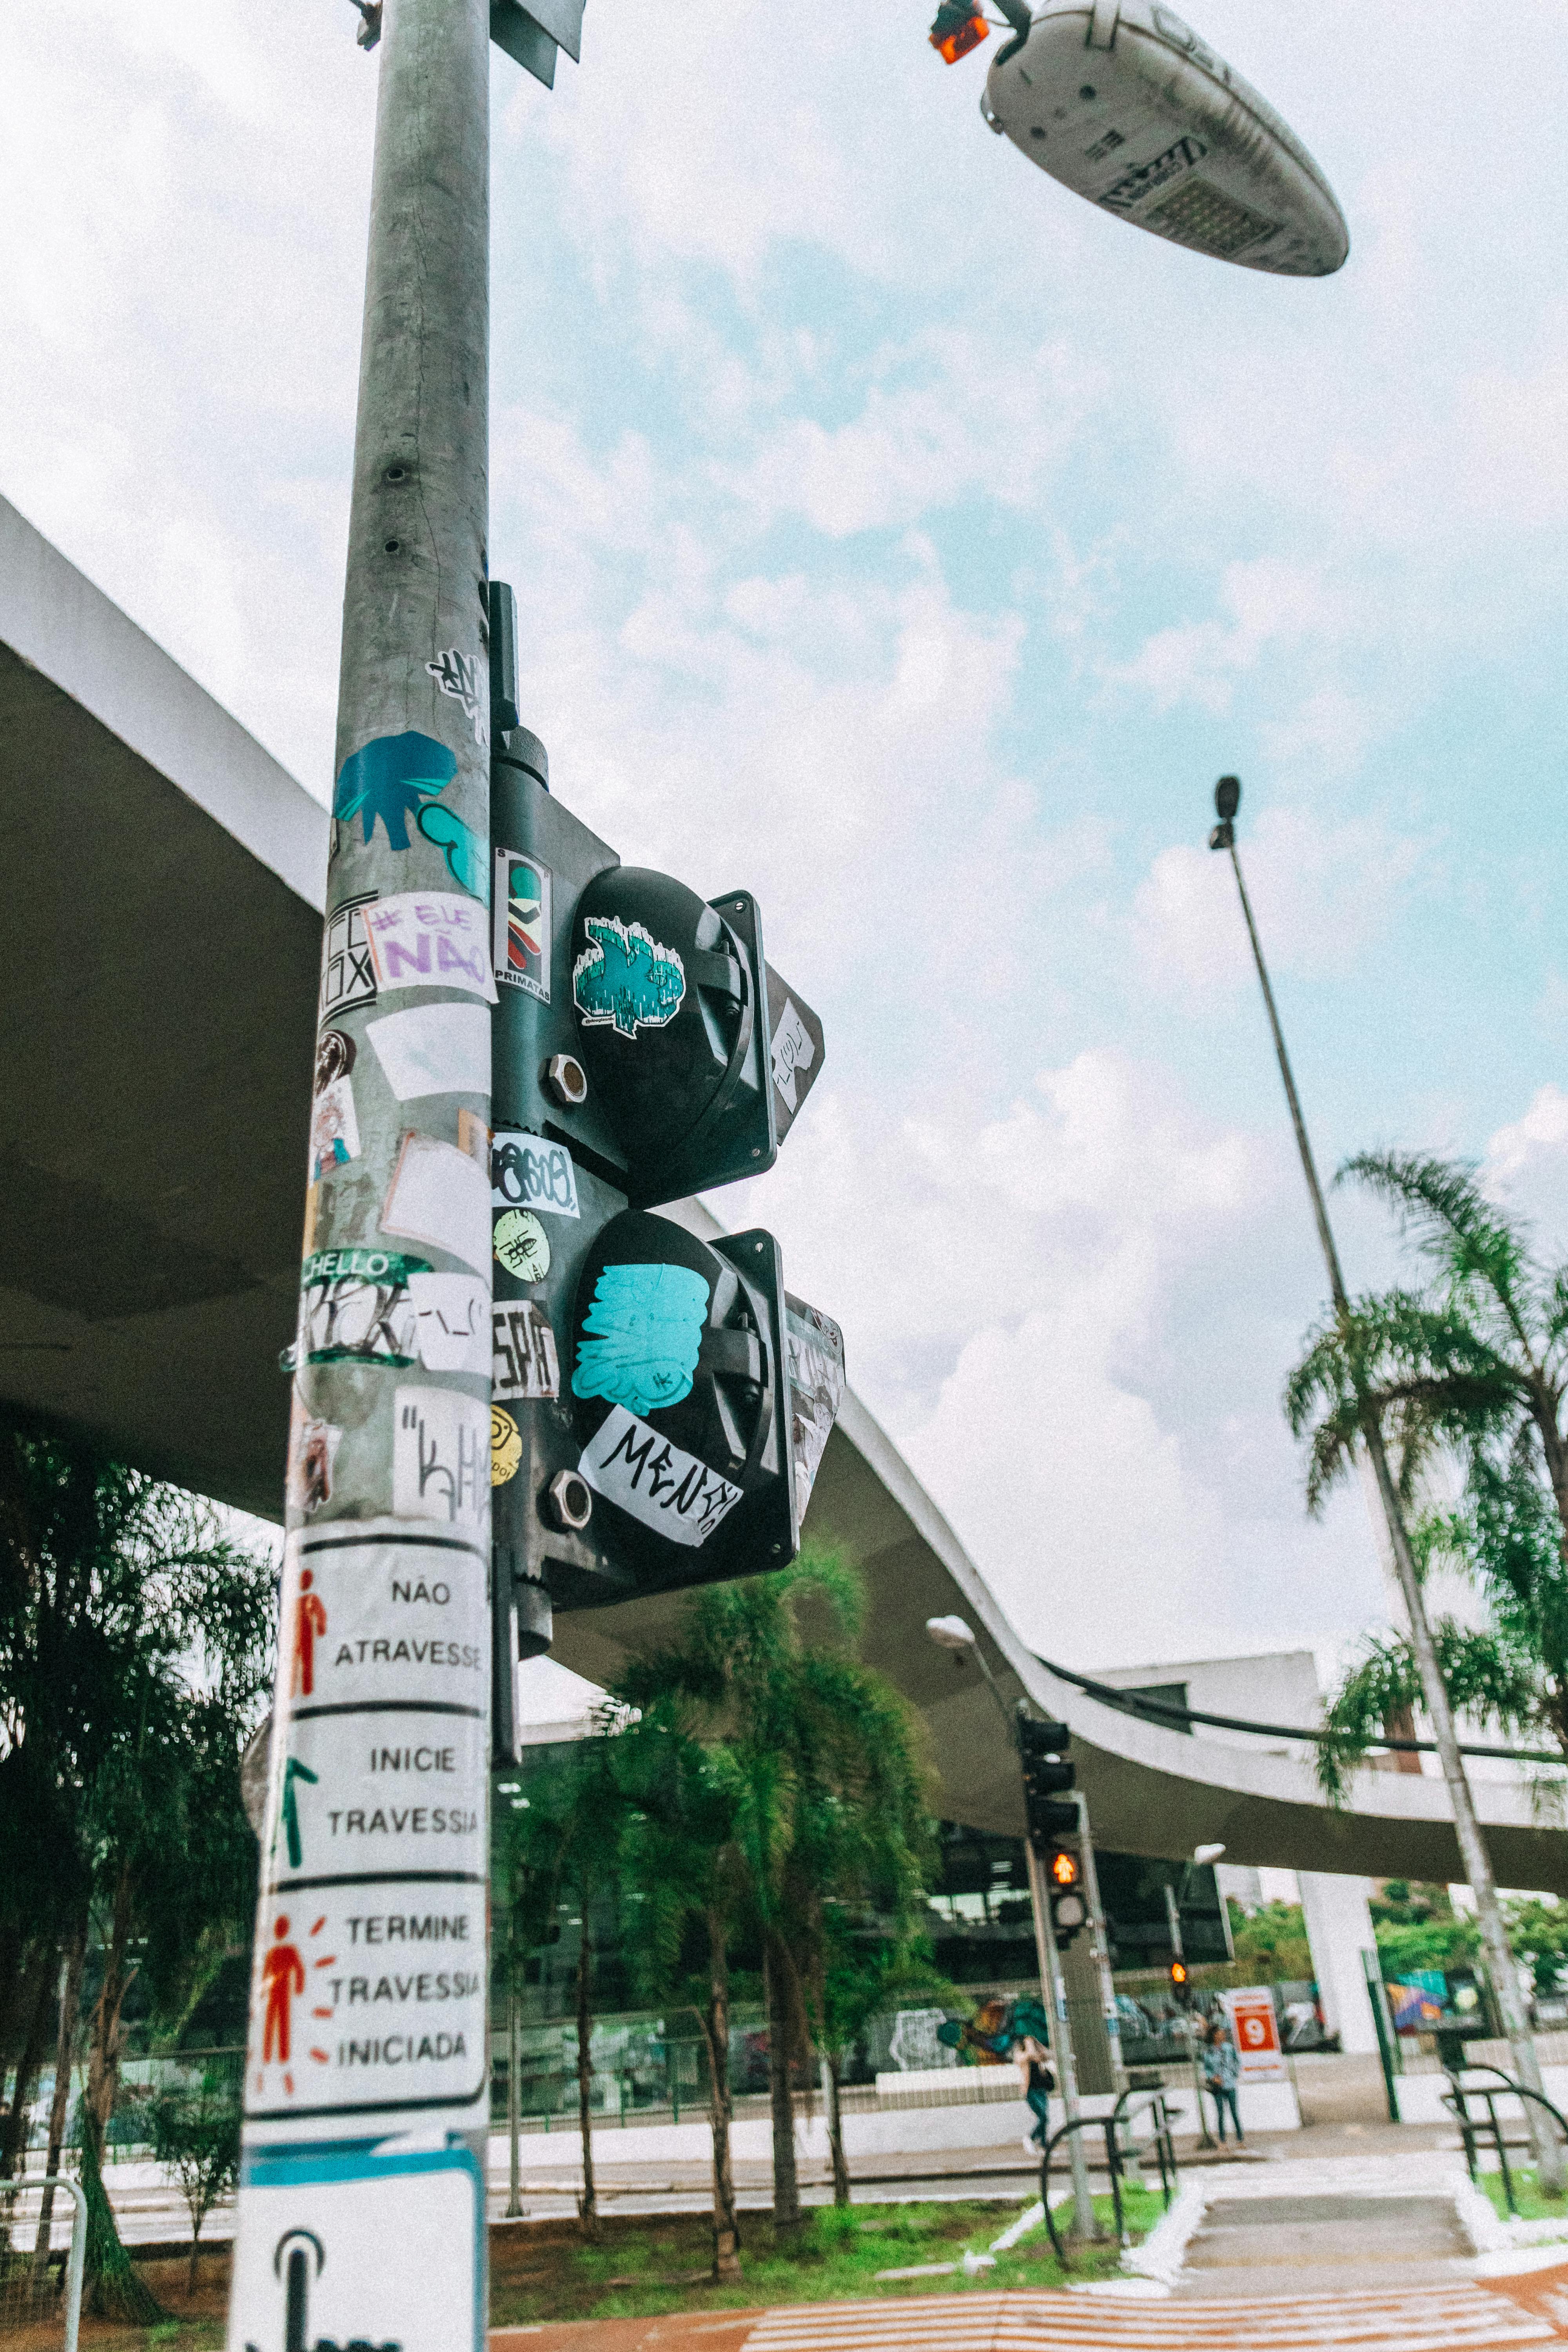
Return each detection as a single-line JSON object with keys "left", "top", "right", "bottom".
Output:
{"left": 487, "top": 597, "right": 843, "bottom": 1758}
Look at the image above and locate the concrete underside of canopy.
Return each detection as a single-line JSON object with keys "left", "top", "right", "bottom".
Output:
{"left": 3, "top": 491, "right": 1564, "bottom": 1891}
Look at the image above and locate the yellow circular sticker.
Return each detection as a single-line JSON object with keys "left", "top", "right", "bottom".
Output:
{"left": 494, "top": 1207, "right": 550, "bottom": 1283}
{"left": 491, "top": 1405, "right": 522, "bottom": 1487}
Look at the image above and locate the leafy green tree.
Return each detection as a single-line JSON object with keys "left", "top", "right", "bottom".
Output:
{"left": 1505, "top": 1897, "right": 1568, "bottom": 1996}
{"left": 492, "top": 1731, "right": 624, "bottom": 2243}
{"left": 613, "top": 1546, "right": 935, "bottom": 2234}
{"left": 1286, "top": 1152, "right": 1568, "bottom": 1782}
{"left": 0, "top": 1416, "right": 272, "bottom": 2317}
{"left": 149, "top": 2069, "right": 241, "bottom": 2294}
{"left": 608, "top": 1698, "right": 750, "bottom": 2278}
{"left": 1226, "top": 1901, "right": 1316, "bottom": 1986}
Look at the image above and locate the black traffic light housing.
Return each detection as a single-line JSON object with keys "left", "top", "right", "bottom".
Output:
{"left": 487, "top": 612, "right": 833, "bottom": 1759}
{"left": 1018, "top": 1712, "right": 1076, "bottom": 1852}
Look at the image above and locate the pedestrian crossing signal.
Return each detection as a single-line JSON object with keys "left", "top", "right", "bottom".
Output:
{"left": 1168, "top": 1956, "right": 1191, "bottom": 2001}
{"left": 1048, "top": 1848, "right": 1080, "bottom": 1891}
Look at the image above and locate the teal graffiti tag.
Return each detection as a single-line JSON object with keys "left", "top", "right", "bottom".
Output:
{"left": 571, "top": 1261, "right": 709, "bottom": 1417}
{"left": 333, "top": 729, "right": 485, "bottom": 900}
{"left": 417, "top": 800, "right": 486, "bottom": 899}
{"left": 572, "top": 916, "right": 686, "bottom": 1039}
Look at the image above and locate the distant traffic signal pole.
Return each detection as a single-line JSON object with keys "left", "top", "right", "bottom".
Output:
{"left": 1209, "top": 776, "right": 1563, "bottom": 2190}
{"left": 925, "top": 1619, "right": 1098, "bottom": 2240}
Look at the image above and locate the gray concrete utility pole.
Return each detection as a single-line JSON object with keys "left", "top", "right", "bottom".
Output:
{"left": 229, "top": 4, "right": 498, "bottom": 2343}
{"left": 1210, "top": 775, "right": 1565, "bottom": 2196}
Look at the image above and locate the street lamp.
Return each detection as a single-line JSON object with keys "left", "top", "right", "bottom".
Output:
{"left": 966, "top": 0, "right": 1349, "bottom": 278}
{"left": 1209, "top": 777, "right": 1564, "bottom": 2192}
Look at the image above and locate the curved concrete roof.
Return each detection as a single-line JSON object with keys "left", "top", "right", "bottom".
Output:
{"left": 3, "top": 489, "right": 1564, "bottom": 1891}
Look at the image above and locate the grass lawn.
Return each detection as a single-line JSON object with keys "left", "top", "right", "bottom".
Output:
{"left": 489, "top": 2191, "right": 1166, "bottom": 2327}
{"left": 0, "top": 2187, "right": 1163, "bottom": 2346}
{"left": 1479, "top": 2167, "right": 1568, "bottom": 2226}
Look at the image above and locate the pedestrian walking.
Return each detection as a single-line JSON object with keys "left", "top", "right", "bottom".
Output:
{"left": 1014, "top": 2031, "right": 1056, "bottom": 2151}
{"left": 1204, "top": 2016, "right": 1244, "bottom": 2143}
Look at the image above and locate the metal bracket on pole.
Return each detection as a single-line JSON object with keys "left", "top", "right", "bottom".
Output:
{"left": 490, "top": 0, "right": 584, "bottom": 88}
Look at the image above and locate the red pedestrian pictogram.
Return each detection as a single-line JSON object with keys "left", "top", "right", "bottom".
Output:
{"left": 290, "top": 1567, "right": 327, "bottom": 1698}
{"left": 261, "top": 1916, "right": 305, "bottom": 2063}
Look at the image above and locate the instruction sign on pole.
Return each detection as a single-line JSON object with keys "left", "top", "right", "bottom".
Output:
{"left": 1223, "top": 1985, "right": 1288, "bottom": 2083}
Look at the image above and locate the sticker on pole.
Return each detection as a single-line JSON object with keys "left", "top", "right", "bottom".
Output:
{"left": 227, "top": 2141, "right": 483, "bottom": 2352}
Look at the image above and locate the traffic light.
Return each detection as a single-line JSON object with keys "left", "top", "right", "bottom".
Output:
{"left": 1168, "top": 1956, "right": 1192, "bottom": 2004}
{"left": 488, "top": 604, "right": 840, "bottom": 1757}
{"left": 1046, "top": 1844, "right": 1087, "bottom": 1949}
{"left": 1018, "top": 1713, "right": 1076, "bottom": 1851}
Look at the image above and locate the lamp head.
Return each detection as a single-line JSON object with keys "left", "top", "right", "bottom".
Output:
{"left": 1193, "top": 1842, "right": 1227, "bottom": 1867}
{"left": 1214, "top": 776, "right": 1241, "bottom": 821}
{"left": 926, "top": 1613, "right": 977, "bottom": 1653}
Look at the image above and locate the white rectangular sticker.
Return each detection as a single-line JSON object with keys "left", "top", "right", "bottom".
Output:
{"left": 408, "top": 1272, "right": 490, "bottom": 1374}
{"left": 228, "top": 2149, "right": 482, "bottom": 2341}
{"left": 392, "top": 1388, "right": 489, "bottom": 1531}
{"left": 362, "top": 892, "right": 497, "bottom": 1002}
{"left": 577, "top": 1404, "right": 743, "bottom": 1548}
{"left": 771, "top": 996, "right": 815, "bottom": 1113}
{"left": 241, "top": 1885, "right": 488, "bottom": 2120}
{"left": 381, "top": 1133, "right": 491, "bottom": 1272}
{"left": 280, "top": 1527, "right": 485, "bottom": 1711}
{"left": 368, "top": 1002, "right": 491, "bottom": 1100}
{"left": 490, "top": 1128, "right": 580, "bottom": 1217}
{"left": 493, "top": 1301, "right": 560, "bottom": 1401}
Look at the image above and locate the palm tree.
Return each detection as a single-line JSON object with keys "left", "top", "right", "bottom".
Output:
{"left": 493, "top": 1731, "right": 623, "bottom": 2242}
{"left": 1288, "top": 1151, "right": 1568, "bottom": 1788}
{"left": 609, "top": 1699, "right": 750, "bottom": 2276}
{"left": 614, "top": 1546, "right": 935, "bottom": 2236}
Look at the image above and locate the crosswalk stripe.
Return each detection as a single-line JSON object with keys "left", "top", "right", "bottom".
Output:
{"left": 739, "top": 2283, "right": 1561, "bottom": 2352}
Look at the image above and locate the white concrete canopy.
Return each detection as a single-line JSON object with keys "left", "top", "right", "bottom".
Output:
{"left": 3, "top": 491, "right": 1565, "bottom": 1892}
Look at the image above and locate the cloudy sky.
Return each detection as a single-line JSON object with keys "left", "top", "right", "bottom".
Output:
{"left": 7, "top": 0, "right": 1568, "bottom": 1684}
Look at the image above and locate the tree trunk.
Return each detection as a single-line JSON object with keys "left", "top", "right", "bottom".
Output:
{"left": 575, "top": 1911, "right": 599, "bottom": 2242}
{"left": 821, "top": 2052, "right": 850, "bottom": 2207}
{"left": 0, "top": 1918, "right": 25, "bottom": 2112}
{"left": 30, "top": 1927, "right": 85, "bottom": 2298}
{"left": 0, "top": 1942, "right": 56, "bottom": 2177}
{"left": 703, "top": 1907, "right": 741, "bottom": 2280}
{"left": 78, "top": 2101, "right": 165, "bottom": 2323}
{"left": 85, "top": 1862, "right": 138, "bottom": 2152}
{"left": 763, "top": 1939, "right": 800, "bottom": 2234}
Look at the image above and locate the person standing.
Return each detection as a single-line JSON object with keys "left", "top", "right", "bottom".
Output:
{"left": 1204, "top": 2017, "right": 1243, "bottom": 2143}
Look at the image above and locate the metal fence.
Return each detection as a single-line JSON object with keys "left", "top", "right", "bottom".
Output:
{"left": 0, "top": 2176, "right": 86, "bottom": 2351}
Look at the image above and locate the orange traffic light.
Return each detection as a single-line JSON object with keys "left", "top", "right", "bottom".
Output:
{"left": 1168, "top": 1957, "right": 1189, "bottom": 1989}
{"left": 930, "top": 10, "right": 988, "bottom": 63}
{"left": 1048, "top": 1848, "right": 1080, "bottom": 1890}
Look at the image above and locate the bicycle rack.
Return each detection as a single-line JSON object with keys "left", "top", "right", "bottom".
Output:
{"left": 1440, "top": 2065, "right": 1568, "bottom": 2217}
{"left": 1040, "top": 2088, "right": 1178, "bottom": 2266}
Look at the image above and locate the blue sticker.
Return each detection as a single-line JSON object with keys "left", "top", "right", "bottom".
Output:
{"left": 572, "top": 1262, "right": 709, "bottom": 1417}
{"left": 573, "top": 916, "right": 686, "bottom": 1039}
{"left": 417, "top": 800, "right": 486, "bottom": 897}
{"left": 333, "top": 730, "right": 486, "bottom": 901}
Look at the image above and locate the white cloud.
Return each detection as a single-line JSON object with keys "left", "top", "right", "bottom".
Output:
{"left": 1132, "top": 803, "right": 1429, "bottom": 1000}
{"left": 1112, "top": 557, "right": 1348, "bottom": 717}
